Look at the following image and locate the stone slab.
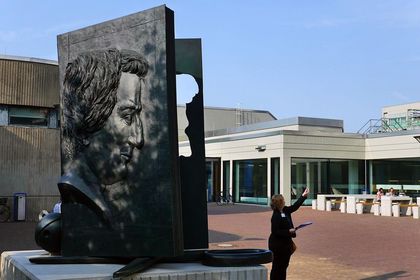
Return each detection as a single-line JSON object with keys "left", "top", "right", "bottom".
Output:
{"left": 1, "top": 250, "right": 267, "bottom": 280}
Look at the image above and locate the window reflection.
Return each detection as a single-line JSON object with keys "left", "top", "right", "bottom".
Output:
{"left": 233, "top": 159, "right": 267, "bottom": 205}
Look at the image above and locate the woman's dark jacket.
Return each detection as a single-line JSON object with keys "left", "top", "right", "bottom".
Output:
{"left": 269, "top": 195, "right": 306, "bottom": 252}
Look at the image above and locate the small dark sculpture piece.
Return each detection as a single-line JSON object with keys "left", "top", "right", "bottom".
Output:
{"left": 59, "top": 48, "right": 148, "bottom": 225}
{"left": 35, "top": 213, "right": 61, "bottom": 254}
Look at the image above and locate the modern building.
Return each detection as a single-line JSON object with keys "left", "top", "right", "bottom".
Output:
{"left": 177, "top": 105, "right": 276, "bottom": 141}
{"left": 179, "top": 107, "right": 420, "bottom": 206}
{"left": 0, "top": 55, "right": 276, "bottom": 220}
{"left": 1, "top": 54, "right": 420, "bottom": 218}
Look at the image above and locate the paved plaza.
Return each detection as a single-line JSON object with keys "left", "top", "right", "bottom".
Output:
{"left": 208, "top": 203, "right": 420, "bottom": 280}
{"left": 1, "top": 204, "right": 420, "bottom": 279}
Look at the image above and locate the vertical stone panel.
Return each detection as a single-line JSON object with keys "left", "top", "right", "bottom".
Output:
{"left": 57, "top": 5, "right": 182, "bottom": 257}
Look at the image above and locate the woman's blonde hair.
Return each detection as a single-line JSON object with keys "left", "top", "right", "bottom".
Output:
{"left": 271, "top": 194, "right": 285, "bottom": 211}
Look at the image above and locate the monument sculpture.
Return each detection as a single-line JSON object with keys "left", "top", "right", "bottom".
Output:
{"left": 56, "top": 5, "right": 183, "bottom": 258}
{"left": 28, "top": 5, "right": 271, "bottom": 278}
{"left": 59, "top": 48, "right": 149, "bottom": 227}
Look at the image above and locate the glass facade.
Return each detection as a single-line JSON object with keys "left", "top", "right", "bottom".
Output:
{"left": 205, "top": 161, "right": 213, "bottom": 202}
{"left": 291, "top": 158, "right": 366, "bottom": 203}
{"left": 233, "top": 159, "right": 268, "bottom": 205}
{"left": 371, "top": 158, "right": 420, "bottom": 197}
{"left": 223, "top": 160, "right": 230, "bottom": 197}
{"left": 271, "top": 158, "right": 280, "bottom": 197}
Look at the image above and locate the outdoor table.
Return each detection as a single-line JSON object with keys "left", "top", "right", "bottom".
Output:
{"left": 316, "top": 194, "right": 346, "bottom": 211}
{"left": 380, "top": 196, "right": 412, "bottom": 216}
{"left": 346, "top": 195, "right": 377, "bottom": 214}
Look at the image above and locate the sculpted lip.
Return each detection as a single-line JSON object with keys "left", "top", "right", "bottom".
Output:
{"left": 120, "top": 147, "right": 133, "bottom": 163}
{"left": 120, "top": 153, "right": 131, "bottom": 163}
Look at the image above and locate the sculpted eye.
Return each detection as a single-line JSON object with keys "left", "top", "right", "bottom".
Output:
{"left": 122, "top": 113, "right": 133, "bottom": 125}
{"left": 118, "top": 107, "right": 136, "bottom": 125}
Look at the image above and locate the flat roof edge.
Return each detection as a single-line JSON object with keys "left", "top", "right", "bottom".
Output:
{"left": 205, "top": 116, "right": 343, "bottom": 137}
{"left": 0, "top": 55, "right": 58, "bottom": 66}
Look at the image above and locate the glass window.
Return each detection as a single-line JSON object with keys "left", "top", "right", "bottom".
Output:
{"left": 291, "top": 158, "right": 366, "bottom": 204}
{"left": 9, "top": 107, "right": 49, "bottom": 127}
{"left": 206, "top": 161, "right": 213, "bottom": 202}
{"left": 372, "top": 159, "right": 420, "bottom": 197}
{"left": 0, "top": 106, "right": 7, "bottom": 126}
{"left": 223, "top": 161, "right": 230, "bottom": 198}
{"left": 233, "top": 159, "right": 267, "bottom": 205}
{"left": 271, "top": 158, "right": 280, "bottom": 196}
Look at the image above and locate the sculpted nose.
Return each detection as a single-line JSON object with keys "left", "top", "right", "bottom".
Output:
{"left": 128, "top": 114, "right": 144, "bottom": 149}
{"left": 128, "top": 123, "right": 143, "bottom": 149}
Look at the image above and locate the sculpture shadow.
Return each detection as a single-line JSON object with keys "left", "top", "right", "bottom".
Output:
{"left": 207, "top": 203, "right": 271, "bottom": 216}
{"left": 360, "top": 271, "right": 408, "bottom": 280}
{"left": 208, "top": 230, "right": 241, "bottom": 243}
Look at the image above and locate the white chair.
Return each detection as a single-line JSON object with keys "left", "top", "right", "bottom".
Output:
{"left": 311, "top": 200, "right": 317, "bottom": 210}
{"left": 373, "top": 203, "right": 380, "bottom": 216}
{"left": 392, "top": 204, "right": 400, "bottom": 217}
{"left": 340, "top": 201, "right": 346, "bottom": 213}
{"left": 413, "top": 206, "right": 419, "bottom": 219}
{"left": 326, "top": 200, "right": 332, "bottom": 212}
{"left": 356, "top": 202, "right": 363, "bottom": 214}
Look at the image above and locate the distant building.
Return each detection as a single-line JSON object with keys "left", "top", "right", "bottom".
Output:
{"left": 0, "top": 55, "right": 60, "bottom": 220}
{"left": 0, "top": 55, "right": 276, "bottom": 220}
{"left": 180, "top": 111, "right": 420, "bottom": 206}
{"left": 1, "top": 54, "right": 419, "bottom": 218}
{"left": 382, "top": 102, "right": 420, "bottom": 131}
{"left": 177, "top": 105, "right": 276, "bottom": 141}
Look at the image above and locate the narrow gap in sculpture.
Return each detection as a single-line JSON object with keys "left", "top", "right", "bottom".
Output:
{"left": 176, "top": 74, "right": 199, "bottom": 157}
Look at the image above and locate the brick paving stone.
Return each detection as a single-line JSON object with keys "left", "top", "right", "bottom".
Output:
{"left": 208, "top": 203, "right": 420, "bottom": 280}
{"left": 1, "top": 204, "right": 419, "bottom": 280}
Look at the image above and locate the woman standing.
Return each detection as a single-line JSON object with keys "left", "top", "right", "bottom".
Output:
{"left": 269, "top": 187, "right": 309, "bottom": 280}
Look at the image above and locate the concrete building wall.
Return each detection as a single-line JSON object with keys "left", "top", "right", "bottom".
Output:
{"left": 180, "top": 128, "right": 367, "bottom": 205}
{"left": 365, "top": 132, "right": 420, "bottom": 160}
{"left": 382, "top": 101, "right": 420, "bottom": 118}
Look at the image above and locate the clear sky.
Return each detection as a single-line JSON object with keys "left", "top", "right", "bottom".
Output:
{"left": 1, "top": 0, "right": 420, "bottom": 132}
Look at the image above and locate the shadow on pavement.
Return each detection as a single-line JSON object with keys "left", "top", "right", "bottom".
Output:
{"left": 208, "top": 203, "right": 271, "bottom": 215}
{"left": 360, "top": 270, "right": 408, "bottom": 279}
{"left": 208, "top": 230, "right": 241, "bottom": 243}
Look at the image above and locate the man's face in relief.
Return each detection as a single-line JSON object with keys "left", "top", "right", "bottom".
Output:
{"left": 84, "top": 73, "right": 144, "bottom": 185}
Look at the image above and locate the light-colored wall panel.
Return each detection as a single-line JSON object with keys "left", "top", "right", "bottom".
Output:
{"left": 365, "top": 134, "right": 420, "bottom": 159}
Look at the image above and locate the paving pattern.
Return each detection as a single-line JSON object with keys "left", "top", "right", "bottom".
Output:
{"left": 1, "top": 204, "right": 420, "bottom": 279}
{"left": 208, "top": 203, "right": 420, "bottom": 280}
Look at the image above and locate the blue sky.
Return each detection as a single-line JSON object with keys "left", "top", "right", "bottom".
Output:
{"left": 1, "top": 1, "right": 420, "bottom": 132}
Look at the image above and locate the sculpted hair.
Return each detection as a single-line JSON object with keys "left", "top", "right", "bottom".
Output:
{"left": 62, "top": 48, "right": 148, "bottom": 158}
{"left": 270, "top": 194, "right": 285, "bottom": 211}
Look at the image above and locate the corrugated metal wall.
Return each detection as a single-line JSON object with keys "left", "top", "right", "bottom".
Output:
{"left": 0, "top": 126, "right": 61, "bottom": 221}
{"left": 0, "top": 59, "right": 59, "bottom": 107}
{"left": 0, "top": 58, "right": 61, "bottom": 221}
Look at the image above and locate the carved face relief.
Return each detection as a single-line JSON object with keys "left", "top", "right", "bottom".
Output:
{"left": 84, "top": 73, "right": 143, "bottom": 185}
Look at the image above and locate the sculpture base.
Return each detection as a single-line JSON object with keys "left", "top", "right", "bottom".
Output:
{"left": 1, "top": 250, "right": 268, "bottom": 280}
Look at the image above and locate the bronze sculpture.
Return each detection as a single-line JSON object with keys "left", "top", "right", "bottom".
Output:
{"left": 59, "top": 48, "right": 148, "bottom": 225}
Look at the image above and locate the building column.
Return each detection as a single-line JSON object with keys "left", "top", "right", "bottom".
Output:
{"left": 280, "top": 156, "right": 291, "bottom": 205}
{"left": 267, "top": 157, "right": 271, "bottom": 206}
{"left": 369, "top": 160, "right": 374, "bottom": 192}
{"left": 348, "top": 160, "right": 359, "bottom": 194}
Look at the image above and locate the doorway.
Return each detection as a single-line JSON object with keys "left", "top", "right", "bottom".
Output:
{"left": 206, "top": 158, "right": 221, "bottom": 202}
